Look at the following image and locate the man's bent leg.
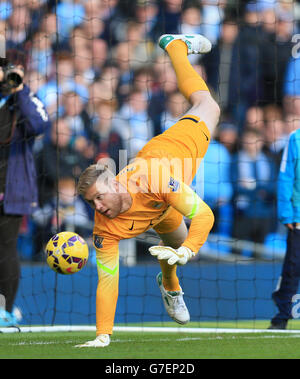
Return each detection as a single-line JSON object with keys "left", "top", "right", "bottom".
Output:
{"left": 160, "top": 34, "right": 220, "bottom": 135}
{"left": 156, "top": 219, "right": 187, "bottom": 292}
{"left": 154, "top": 219, "right": 190, "bottom": 324}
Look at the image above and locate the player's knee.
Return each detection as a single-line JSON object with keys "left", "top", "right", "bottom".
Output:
{"left": 190, "top": 94, "right": 220, "bottom": 125}
{"left": 208, "top": 97, "right": 220, "bottom": 124}
{"left": 205, "top": 204, "right": 215, "bottom": 232}
{"left": 213, "top": 100, "right": 221, "bottom": 121}
{"left": 205, "top": 98, "right": 220, "bottom": 136}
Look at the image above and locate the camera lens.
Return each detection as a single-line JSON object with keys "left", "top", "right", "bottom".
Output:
{"left": 6, "top": 72, "right": 22, "bottom": 88}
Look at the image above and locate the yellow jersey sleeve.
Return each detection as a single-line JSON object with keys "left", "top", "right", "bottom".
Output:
{"left": 93, "top": 234, "right": 120, "bottom": 335}
{"left": 150, "top": 164, "right": 214, "bottom": 253}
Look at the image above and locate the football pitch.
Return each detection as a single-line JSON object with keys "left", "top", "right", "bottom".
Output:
{"left": 1, "top": 321, "right": 300, "bottom": 359}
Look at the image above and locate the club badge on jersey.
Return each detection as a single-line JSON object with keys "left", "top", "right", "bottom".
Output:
{"left": 94, "top": 235, "right": 103, "bottom": 249}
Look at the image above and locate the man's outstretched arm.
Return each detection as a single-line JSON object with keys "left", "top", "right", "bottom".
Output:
{"left": 150, "top": 176, "right": 214, "bottom": 265}
{"left": 76, "top": 237, "right": 119, "bottom": 348}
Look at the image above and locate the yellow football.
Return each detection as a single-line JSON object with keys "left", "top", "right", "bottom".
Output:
{"left": 45, "top": 231, "right": 89, "bottom": 275}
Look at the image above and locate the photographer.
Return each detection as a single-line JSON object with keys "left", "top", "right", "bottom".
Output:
{"left": 0, "top": 49, "right": 51, "bottom": 326}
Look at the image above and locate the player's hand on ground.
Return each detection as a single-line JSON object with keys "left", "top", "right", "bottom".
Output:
{"left": 75, "top": 334, "right": 110, "bottom": 348}
{"left": 149, "top": 246, "right": 195, "bottom": 265}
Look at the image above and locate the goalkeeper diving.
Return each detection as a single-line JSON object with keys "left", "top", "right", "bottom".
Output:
{"left": 76, "top": 34, "right": 220, "bottom": 347}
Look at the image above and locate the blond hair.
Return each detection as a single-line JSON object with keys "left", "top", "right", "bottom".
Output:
{"left": 77, "top": 164, "right": 113, "bottom": 196}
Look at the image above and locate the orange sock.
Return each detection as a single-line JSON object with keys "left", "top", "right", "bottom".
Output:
{"left": 165, "top": 40, "right": 209, "bottom": 101}
{"left": 159, "top": 260, "right": 181, "bottom": 292}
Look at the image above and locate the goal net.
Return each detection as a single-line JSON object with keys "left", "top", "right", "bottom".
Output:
{"left": 1, "top": 0, "right": 300, "bottom": 331}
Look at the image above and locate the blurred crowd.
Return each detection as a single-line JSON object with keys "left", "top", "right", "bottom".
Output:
{"left": 4, "top": 0, "right": 300, "bottom": 260}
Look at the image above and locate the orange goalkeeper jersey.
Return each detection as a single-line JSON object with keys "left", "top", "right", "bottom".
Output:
{"left": 93, "top": 115, "right": 214, "bottom": 335}
{"left": 93, "top": 115, "right": 213, "bottom": 254}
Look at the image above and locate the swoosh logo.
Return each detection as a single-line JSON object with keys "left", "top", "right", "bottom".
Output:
{"left": 129, "top": 221, "right": 134, "bottom": 231}
{"left": 202, "top": 131, "right": 209, "bottom": 141}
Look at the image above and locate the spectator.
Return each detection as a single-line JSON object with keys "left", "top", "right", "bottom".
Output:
{"left": 83, "top": 0, "right": 104, "bottom": 24}
{"left": 25, "top": 69, "right": 46, "bottom": 97}
{"left": 113, "top": 41, "right": 135, "bottom": 104}
{"left": 259, "top": 3, "right": 277, "bottom": 35}
{"left": 160, "top": 90, "right": 189, "bottom": 133}
{"left": 81, "top": 15, "right": 105, "bottom": 46}
{"left": 216, "top": 121, "right": 239, "bottom": 156}
{"left": 231, "top": 127, "right": 277, "bottom": 250}
{"left": 35, "top": 117, "right": 89, "bottom": 205}
{"left": 193, "top": 131, "right": 233, "bottom": 238}
{"left": 72, "top": 47, "right": 96, "bottom": 88}
{"left": 202, "top": 18, "right": 239, "bottom": 119}
{"left": 244, "top": 105, "right": 265, "bottom": 132}
{"left": 6, "top": 5, "right": 31, "bottom": 48}
{"left": 260, "top": 8, "right": 294, "bottom": 106}
{"left": 284, "top": 113, "right": 300, "bottom": 138}
{"left": 269, "top": 128, "right": 300, "bottom": 329}
{"left": 61, "top": 90, "right": 95, "bottom": 160}
{"left": 134, "top": 0, "right": 159, "bottom": 41}
{"left": 99, "top": 63, "right": 120, "bottom": 98}
{"left": 263, "top": 110, "right": 286, "bottom": 168}
{"left": 0, "top": 0, "right": 12, "bottom": 21}
{"left": 62, "top": 90, "right": 90, "bottom": 135}
{"left": 114, "top": 89, "right": 154, "bottom": 160}
{"left": 151, "top": 0, "right": 183, "bottom": 40}
{"left": 100, "top": 0, "right": 121, "bottom": 21}
{"left": 37, "top": 51, "right": 89, "bottom": 118}
{"left": 125, "top": 21, "right": 157, "bottom": 70}
{"left": 180, "top": 6, "right": 202, "bottom": 35}
{"left": 179, "top": 6, "right": 203, "bottom": 64}
{"left": 90, "top": 39, "right": 108, "bottom": 78}
{"left": 92, "top": 100, "right": 124, "bottom": 172}
{"left": 132, "top": 66, "right": 155, "bottom": 100}
{"left": 32, "top": 176, "right": 93, "bottom": 259}
{"left": 264, "top": 103, "right": 283, "bottom": 123}
{"left": 56, "top": 0, "right": 85, "bottom": 43}
{"left": 87, "top": 63, "right": 120, "bottom": 117}
{"left": 68, "top": 25, "right": 90, "bottom": 55}
{"left": 283, "top": 56, "right": 300, "bottom": 117}
{"left": 101, "top": 0, "right": 129, "bottom": 47}
{"left": 27, "top": 30, "right": 54, "bottom": 77}
{"left": 0, "top": 48, "right": 50, "bottom": 326}
{"left": 39, "top": 12, "right": 60, "bottom": 52}
{"left": 148, "top": 55, "right": 178, "bottom": 133}
{"left": 228, "top": 4, "right": 267, "bottom": 128}
{"left": 201, "top": 0, "right": 225, "bottom": 44}
{"left": 26, "top": 0, "right": 49, "bottom": 39}
{"left": 275, "top": 0, "right": 299, "bottom": 31}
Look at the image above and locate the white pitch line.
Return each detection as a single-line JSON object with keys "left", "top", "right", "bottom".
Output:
{"left": 113, "top": 326, "right": 300, "bottom": 334}
{"left": 1, "top": 325, "right": 300, "bottom": 334}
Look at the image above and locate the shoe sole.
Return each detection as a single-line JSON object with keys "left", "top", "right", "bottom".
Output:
{"left": 158, "top": 34, "right": 212, "bottom": 54}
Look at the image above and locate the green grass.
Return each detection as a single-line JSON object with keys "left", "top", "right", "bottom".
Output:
{"left": 1, "top": 321, "right": 300, "bottom": 359}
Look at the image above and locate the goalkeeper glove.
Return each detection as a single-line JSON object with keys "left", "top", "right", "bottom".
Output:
{"left": 149, "top": 246, "right": 195, "bottom": 265}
